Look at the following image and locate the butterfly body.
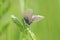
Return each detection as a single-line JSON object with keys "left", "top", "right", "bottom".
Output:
{"left": 24, "top": 17, "right": 32, "bottom": 25}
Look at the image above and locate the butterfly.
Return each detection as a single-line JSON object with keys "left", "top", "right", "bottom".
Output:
{"left": 22, "top": 9, "right": 44, "bottom": 25}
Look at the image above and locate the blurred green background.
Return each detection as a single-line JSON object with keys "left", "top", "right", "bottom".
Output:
{"left": 0, "top": 0, "right": 60, "bottom": 40}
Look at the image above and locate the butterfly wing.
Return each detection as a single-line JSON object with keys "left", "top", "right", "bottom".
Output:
{"left": 32, "top": 15, "right": 44, "bottom": 22}
{"left": 26, "top": 9, "right": 33, "bottom": 23}
{"left": 22, "top": 10, "right": 27, "bottom": 18}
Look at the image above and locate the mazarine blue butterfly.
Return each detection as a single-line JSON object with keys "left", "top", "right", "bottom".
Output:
{"left": 22, "top": 9, "right": 44, "bottom": 25}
